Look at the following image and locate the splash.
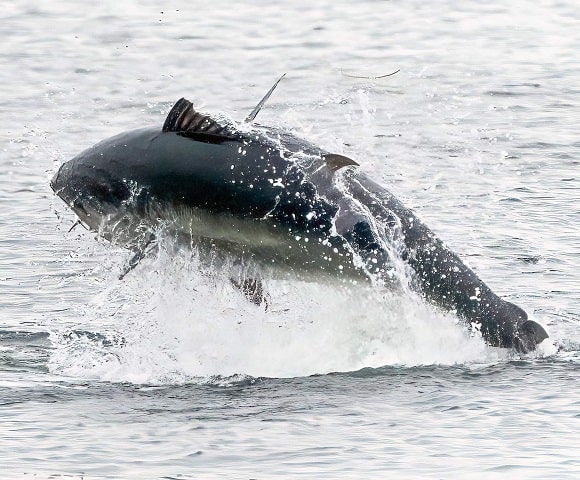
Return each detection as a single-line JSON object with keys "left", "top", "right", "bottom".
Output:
{"left": 47, "top": 92, "right": 527, "bottom": 385}
{"left": 48, "top": 236, "right": 498, "bottom": 385}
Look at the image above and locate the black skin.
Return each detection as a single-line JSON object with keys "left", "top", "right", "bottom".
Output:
{"left": 51, "top": 118, "right": 548, "bottom": 353}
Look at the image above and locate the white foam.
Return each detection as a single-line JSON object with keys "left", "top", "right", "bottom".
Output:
{"left": 48, "top": 245, "right": 496, "bottom": 385}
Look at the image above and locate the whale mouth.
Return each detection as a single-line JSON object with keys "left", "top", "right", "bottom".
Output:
{"left": 50, "top": 164, "right": 68, "bottom": 198}
{"left": 513, "top": 320, "right": 549, "bottom": 354}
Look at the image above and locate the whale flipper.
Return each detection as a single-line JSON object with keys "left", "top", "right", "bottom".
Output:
{"left": 231, "top": 277, "right": 270, "bottom": 310}
{"left": 119, "top": 233, "right": 157, "bottom": 280}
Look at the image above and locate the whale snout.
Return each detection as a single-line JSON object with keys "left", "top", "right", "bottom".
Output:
{"left": 50, "top": 163, "right": 69, "bottom": 199}
{"left": 51, "top": 155, "right": 132, "bottom": 231}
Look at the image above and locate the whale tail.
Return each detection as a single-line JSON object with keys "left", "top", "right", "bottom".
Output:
{"left": 481, "top": 300, "right": 548, "bottom": 354}
{"left": 513, "top": 319, "right": 549, "bottom": 354}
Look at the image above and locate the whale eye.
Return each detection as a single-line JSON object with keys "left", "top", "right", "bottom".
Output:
{"left": 92, "top": 178, "right": 130, "bottom": 203}
{"left": 93, "top": 181, "right": 113, "bottom": 198}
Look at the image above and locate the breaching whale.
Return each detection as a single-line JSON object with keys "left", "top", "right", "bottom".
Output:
{"left": 50, "top": 79, "right": 548, "bottom": 353}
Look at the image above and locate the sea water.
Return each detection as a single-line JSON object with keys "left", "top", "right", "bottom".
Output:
{"left": 1, "top": 0, "right": 579, "bottom": 478}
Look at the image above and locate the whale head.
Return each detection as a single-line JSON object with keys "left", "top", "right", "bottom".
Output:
{"left": 50, "top": 142, "right": 133, "bottom": 231}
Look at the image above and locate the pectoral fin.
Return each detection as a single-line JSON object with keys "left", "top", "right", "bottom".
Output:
{"left": 119, "top": 233, "right": 157, "bottom": 280}
{"left": 230, "top": 277, "right": 271, "bottom": 310}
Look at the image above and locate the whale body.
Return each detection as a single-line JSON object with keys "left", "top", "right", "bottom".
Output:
{"left": 51, "top": 94, "right": 548, "bottom": 353}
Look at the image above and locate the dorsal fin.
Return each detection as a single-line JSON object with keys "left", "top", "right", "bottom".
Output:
{"left": 163, "top": 98, "right": 231, "bottom": 136}
{"left": 245, "top": 73, "right": 286, "bottom": 123}
{"left": 323, "top": 153, "right": 359, "bottom": 172}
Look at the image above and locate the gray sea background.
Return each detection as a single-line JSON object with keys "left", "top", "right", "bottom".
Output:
{"left": 1, "top": 0, "right": 579, "bottom": 478}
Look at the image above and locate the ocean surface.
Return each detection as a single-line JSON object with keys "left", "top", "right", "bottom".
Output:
{"left": 1, "top": 0, "right": 579, "bottom": 478}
